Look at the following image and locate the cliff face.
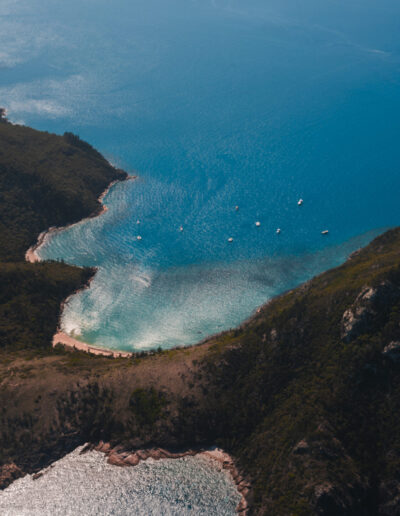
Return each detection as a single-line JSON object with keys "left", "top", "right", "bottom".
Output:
{"left": 1, "top": 120, "right": 400, "bottom": 515}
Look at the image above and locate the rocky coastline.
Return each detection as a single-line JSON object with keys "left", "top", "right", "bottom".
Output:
{"left": 91, "top": 442, "right": 250, "bottom": 514}
{"left": 0, "top": 440, "right": 252, "bottom": 515}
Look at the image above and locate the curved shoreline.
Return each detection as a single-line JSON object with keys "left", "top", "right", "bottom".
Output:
{"left": 25, "top": 175, "right": 136, "bottom": 264}
{"left": 52, "top": 331, "right": 133, "bottom": 358}
{"left": 25, "top": 173, "right": 137, "bottom": 357}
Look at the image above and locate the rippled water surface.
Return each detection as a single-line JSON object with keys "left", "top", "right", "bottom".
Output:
{"left": 0, "top": 447, "right": 241, "bottom": 516}
{"left": 1, "top": 0, "right": 400, "bottom": 350}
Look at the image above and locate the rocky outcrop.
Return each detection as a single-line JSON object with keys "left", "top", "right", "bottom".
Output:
{"left": 341, "top": 282, "right": 400, "bottom": 342}
{"left": 292, "top": 439, "right": 309, "bottom": 454}
{"left": 93, "top": 442, "right": 251, "bottom": 514}
{"left": 0, "top": 463, "right": 23, "bottom": 489}
{"left": 382, "top": 341, "right": 400, "bottom": 361}
{"left": 341, "top": 286, "right": 378, "bottom": 342}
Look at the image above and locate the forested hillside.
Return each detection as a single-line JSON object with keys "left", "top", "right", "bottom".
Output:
{"left": 0, "top": 116, "right": 126, "bottom": 349}
{"left": 1, "top": 115, "right": 400, "bottom": 515}
{"left": 0, "top": 119, "right": 126, "bottom": 262}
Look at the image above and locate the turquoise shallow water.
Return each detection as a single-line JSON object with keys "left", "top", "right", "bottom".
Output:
{"left": 1, "top": 0, "right": 400, "bottom": 350}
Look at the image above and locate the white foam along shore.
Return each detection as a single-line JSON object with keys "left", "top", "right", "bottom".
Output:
{"left": 24, "top": 204, "right": 109, "bottom": 263}
{"left": 25, "top": 174, "right": 137, "bottom": 357}
{"left": 25, "top": 175, "right": 136, "bottom": 263}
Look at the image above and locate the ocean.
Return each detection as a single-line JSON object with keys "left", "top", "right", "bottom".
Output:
{"left": 12, "top": 0, "right": 398, "bottom": 351}
{"left": 2, "top": 0, "right": 400, "bottom": 511}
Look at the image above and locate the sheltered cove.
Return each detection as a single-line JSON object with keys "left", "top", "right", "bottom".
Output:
{"left": 26, "top": 174, "right": 137, "bottom": 358}
{"left": 3, "top": 121, "right": 400, "bottom": 514}
{"left": 22, "top": 169, "right": 250, "bottom": 512}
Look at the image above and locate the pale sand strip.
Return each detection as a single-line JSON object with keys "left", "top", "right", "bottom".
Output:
{"left": 53, "top": 331, "right": 133, "bottom": 358}
{"left": 25, "top": 231, "right": 48, "bottom": 263}
{"left": 25, "top": 247, "right": 40, "bottom": 263}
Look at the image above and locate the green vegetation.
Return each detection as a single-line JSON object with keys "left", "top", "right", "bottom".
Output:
{"left": 1, "top": 115, "right": 400, "bottom": 514}
{"left": 129, "top": 388, "right": 167, "bottom": 426}
{"left": 0, "top": 117, "right": 130, "bottom": 484}
{"left": 189, "top": 229, "right": 400, "bottom": 514}
{"left": 0, "top": 121, "right": 126, "bottom": 262}
{"left": 0, "top": 262, "right": 92, "bottom": 350}
{"left": 0, "top": 117, "right": 126, "bottom": 353}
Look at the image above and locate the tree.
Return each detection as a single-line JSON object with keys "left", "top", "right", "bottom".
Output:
{"left": 0, "top": 107, "right": 8, "bottom": 122}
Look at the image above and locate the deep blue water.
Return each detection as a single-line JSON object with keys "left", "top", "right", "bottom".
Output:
{"left": 2, "top": 0, "right": 400, "bottom": 350}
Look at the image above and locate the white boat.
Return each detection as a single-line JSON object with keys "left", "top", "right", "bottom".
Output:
{"left": 136, "top": 220, "right": 140, "bottom": 224}
{"left": 255, "top": 221, "right": 261, "bottom": 227}
{"left": 137, "top": 235, "right": 142, "bottom": 240}
{"left": 228, "top": 237, "right": 233, "bottom": 242}
{"left": 321, "top": 230, "right": 329, "bottom": 235}
{"left": 235, "top": 205, "right": 239, "bottom": 211}
{"left": 179, "top": 226, "right": 183, "bottom": 231}
{"left": 276, "top": 228, "right": 281, "bottom": 234}
{"left": 297, "top": 198, "right": 304, "bottom": 206}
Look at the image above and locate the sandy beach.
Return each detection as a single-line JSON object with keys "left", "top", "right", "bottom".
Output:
{"left": 26, "top": 173, "right": 137, "bottom": 357}
{"left": 53, "top": 332, "right": 133, "bottom": 358}
{"left": 25, "top": 231, "right": 48, "bottom": 263}
{"left": 25, "top": 247, "right": 40, "bottom": 263}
